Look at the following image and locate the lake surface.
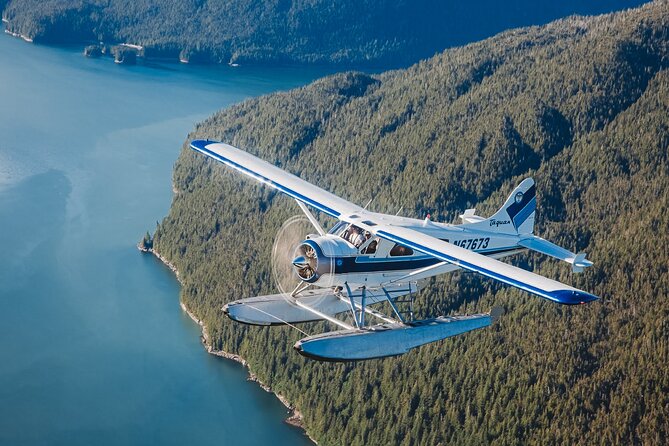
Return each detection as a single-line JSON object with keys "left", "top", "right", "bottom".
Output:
{"left": 0, "top": 32, "right": 332, "bottom": 445}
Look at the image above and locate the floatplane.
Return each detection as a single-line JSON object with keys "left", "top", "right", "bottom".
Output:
{"left": 190, "top": 140, "right": 597, "bottom": 361}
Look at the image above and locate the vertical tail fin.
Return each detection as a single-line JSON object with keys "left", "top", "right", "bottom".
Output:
{"left": 488, "top": 178, "right": 536, "bottom": 235}
{"left": 462, "top": 178, "right": 536, "bottom": 235}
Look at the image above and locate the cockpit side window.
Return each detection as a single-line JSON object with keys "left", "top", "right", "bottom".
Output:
{"left": 389, "top": 243, "right": 413, "bottom": 256}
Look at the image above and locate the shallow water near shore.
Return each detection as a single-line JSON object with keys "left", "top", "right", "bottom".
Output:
{"left": 0, "top": 32, "right": 330, "bottom": 445}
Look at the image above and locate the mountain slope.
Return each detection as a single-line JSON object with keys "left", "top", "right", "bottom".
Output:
{"left": 1, "top": 0, "right": 649, "bottom": 66}
{"left": 154, "top": 2, "right": 668, "bottom": 444}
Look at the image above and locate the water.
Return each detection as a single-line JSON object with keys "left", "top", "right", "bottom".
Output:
{"left": 0, "top": 33, "right": 331, "bottom": 445}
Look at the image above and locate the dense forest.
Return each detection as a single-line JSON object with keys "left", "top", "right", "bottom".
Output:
{"left": 152, "top": 2, "right": 669, "bottom": 445}
{"left": 1, "top": 0, "right": 649, "bottom": 66}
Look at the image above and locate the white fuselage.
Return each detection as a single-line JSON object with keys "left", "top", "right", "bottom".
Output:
{"left": 299, "top": 217, "right": 525, "bottom": 290}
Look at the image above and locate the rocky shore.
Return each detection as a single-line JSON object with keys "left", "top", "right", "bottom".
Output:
{"left": 138, "top": 244, "right": 314, "bottom": 442}
{"left": 4, "top": 28, "right": 33, "bottom": 43}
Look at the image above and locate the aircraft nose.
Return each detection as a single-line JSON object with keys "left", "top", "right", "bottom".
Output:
{"left": 292, "top": 256, "right": 308, "bottom": 269}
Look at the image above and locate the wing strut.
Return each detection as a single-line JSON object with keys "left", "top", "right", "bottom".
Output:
{"left": 296, "top": 200, "right": 326, "bottom": 236}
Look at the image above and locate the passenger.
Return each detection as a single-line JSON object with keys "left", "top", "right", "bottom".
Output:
{"left": 363, "top": 238, "right": 378, "bottom": 254}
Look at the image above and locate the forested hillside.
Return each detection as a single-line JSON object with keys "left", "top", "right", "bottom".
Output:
{"left": 154, "top": 2, "right": 669, "bottom": 444}
{"left": 1, "top": 0, "right": 648, "bottom": 66}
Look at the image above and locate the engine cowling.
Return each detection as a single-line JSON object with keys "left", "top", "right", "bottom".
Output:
{"left": 292, "top": 240, "right": 331, "bottom": 283}
{"left": 291, "top": 236, "right": 356, "bottom": 284}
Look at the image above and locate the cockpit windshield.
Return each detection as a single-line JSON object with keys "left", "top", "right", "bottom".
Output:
{"left": 328, "top": 221, "right": 348, "bottom": 235}
{"left": 329, "top": 222, "right": 370, "bottom": 248}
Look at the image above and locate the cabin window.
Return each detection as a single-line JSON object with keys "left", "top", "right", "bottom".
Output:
{"left": 361, "top": 238, "right": 379, "bottom": 255}
{"left": 389, "top": 243, "right": 413, "bottom": 256}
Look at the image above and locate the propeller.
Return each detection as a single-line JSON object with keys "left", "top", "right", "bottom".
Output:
{"left": 271, "top": 215, "right": 334, "bottom": 302}
{"left": 293, "top": 243, "right": 319, "bottom": 280}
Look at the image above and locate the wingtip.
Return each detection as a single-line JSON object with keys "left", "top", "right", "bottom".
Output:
{"left": 550, "top": 289, "right": 599, "bottom": 305}
{"left": 190, "top": 139, "right": 215, "bottom": 152}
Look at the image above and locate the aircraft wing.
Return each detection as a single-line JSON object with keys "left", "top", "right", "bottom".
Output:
{"left": 190, "top": 140, "right": 364, "bottom": 218}
{"left": 368, "top": 224, "right": 598, "bottom": 305}
{"left": 191, "top": 139, "right": 598, "bottom": 305}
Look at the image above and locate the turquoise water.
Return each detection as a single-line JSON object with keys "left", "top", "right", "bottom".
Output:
{"left": 0, "top": 33, "right": 331, "bottom": 445}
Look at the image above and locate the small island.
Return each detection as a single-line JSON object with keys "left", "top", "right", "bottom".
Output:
{"left": 137, "top": 231, "right": 153, "bottom": 252}
{"left": 83, "top": 44, "right": 102, "bottom": 58}
{"left": 112, "top": 46, "right": 137, "bottom": 65}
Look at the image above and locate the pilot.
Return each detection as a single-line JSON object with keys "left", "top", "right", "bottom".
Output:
{"left": 349, "top": 226, "right": 367, "bottom": 247}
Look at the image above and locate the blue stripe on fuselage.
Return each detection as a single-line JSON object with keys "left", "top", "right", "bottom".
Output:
{"left": 336, "top": 256, "right": 440, "bottom": 274}
{"left": 334, "top": 247, "right": 520, "bottom": 274}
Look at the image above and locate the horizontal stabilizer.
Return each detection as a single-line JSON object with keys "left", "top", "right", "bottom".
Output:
{"left": 459, "top": 208, "right": 485, "bottom": 223}
{"left": 294, "top": 313, "right": 493, "bottom": 361}
{"left": 570, "top": 253, "right": 593, "bottom": 273}
{"left": 518, "top": 235, "right": 593, "bottom": 273}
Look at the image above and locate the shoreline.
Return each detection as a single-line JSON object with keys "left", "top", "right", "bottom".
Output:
{"left": 4, "top": 29, "right": 33, "bottom": 43}
{"left": 138, "top": 244, "right": 315, "bottom": 443}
